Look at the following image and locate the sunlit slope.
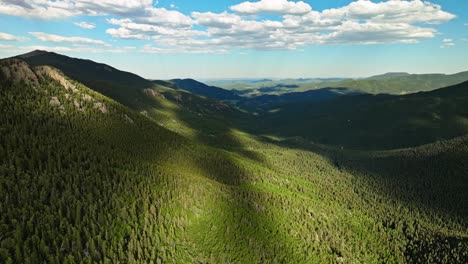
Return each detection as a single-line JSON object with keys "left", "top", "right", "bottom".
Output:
{"left": 297, "top": 71, "right": 468, "bottom": 94}
{"left": 15, "top": 50, "right": 252, "bottom": 146}
{"left": 255, "top": 81, "right": 468, "bottom": 150}
{"left": 209, "top": 71, "right": 468, "bottom": 96}
{"left": 1, "top": 58, "right": 466, "bottom": 263}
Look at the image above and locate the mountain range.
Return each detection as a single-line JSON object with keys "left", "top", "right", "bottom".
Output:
{"left": 208, "top": 71, "right": 468, "bottom": 97}
{"left": 1, "top": 51, "right": 467, "bottom": 263}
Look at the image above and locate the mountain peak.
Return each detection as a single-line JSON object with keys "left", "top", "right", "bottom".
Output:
{"left": 17, "top": 50, "right": 51, "bottom": 59}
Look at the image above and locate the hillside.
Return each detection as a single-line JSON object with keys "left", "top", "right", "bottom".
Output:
{"left": 209, "top": 72, "right": 468, "bottom": 96}
{"left": 16, "top": 50, "right": 153, "bottom": 107}
{"left": 206, "top": 78, "right": 348, "bottom": 95}
{"left": 13, "top": 51, "right": 247, "bottom": 145}
{"left": 238, "top": 87, "right": 362, "bottom": 110}
{"left": 294, "top": 71, "right": 468, "bottom": 95}
{"left": 171, "top": 78, "right": 242, "bottom": 101}
{"left": 365, "top": 72, "right": 411, "bottom": 80}
{"left": 1, "top": 56, "right": 467, "bottom": 263}
{"left": 254, "top": 81, "right": 468, "bottom": 149}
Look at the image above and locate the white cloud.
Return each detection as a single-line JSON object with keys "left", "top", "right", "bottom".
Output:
{"left": 30, "top": 32, "right": 110, "bottom": 47}
{"left": 192, "top": 12, "right": 242, "bottom": 28}
{"left": 142, "top": 44, "right": 229, "bottom": 54}
{"left": 0, "top": 32, "right": 19, "bottom": 41}
{"left": 324, "top": 21, "right": 436, "bottom": 45}
{"left": 440, "top": 38, "right": 455, "bottom": 48}
{"left": 74, "top": 21, "right": 96, "bottom": 29}
{"left": 0, "top": 44, "right": 15, "bottom": 49}
{"left": 0, "top": 0, "right": 190, "bottom": 24}
{"left": 0, "top": 0, "right": 78, "bottom": 19}
{"left": 0, "top": 0, "right": 457, "bottom": 54}
{"left": 230, "top": 0, "right": 311, "bottom": 15}
{"left": 106, "top": 18, "right": 204, "bottom": 39}
{"left": 106, "top": 27, "right": 149, "bottom": 40}
{"left": 321, "top": 0, "right": 455, "bottom": 24}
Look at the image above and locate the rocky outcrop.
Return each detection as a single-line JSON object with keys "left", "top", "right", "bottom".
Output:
{"left": 144, "top": 88, "right": 165, "bottom": 99}
{"left": 123, "top": 114, "right": 134, "bottom": 124}
{"left": 140, "top": 110, "right": 149, "bottom": 117}
{"left": 1, "top": 58, "right": 110, "bottom": 115}
{"left": 93, "top": 102, "right": 108, "bottom": 114}
{"left": 0, "top": 59, "right": 39, "bottom": 87}
{"left": 49, "top": 96, "right": 61, "bottom": 107}
{"left": 35, "top": 65, "right": 78, "bottom": 93}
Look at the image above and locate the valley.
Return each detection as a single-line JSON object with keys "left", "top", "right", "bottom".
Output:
{"left": 0, "top": 51, "right": 467, "bottom": 263}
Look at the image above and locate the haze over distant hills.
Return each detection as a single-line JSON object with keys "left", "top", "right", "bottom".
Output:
{"left": 208, "top": 71, "right": 468, "bottom": 97}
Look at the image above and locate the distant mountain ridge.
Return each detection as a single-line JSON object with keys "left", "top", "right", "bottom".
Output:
{"left": 239, "top": 87, "right": 363, "bottom": 109}
{"left": 298, "top": 71, "right": 468, "bottom": 95}
{"left": 209, "top": 71, "right": 468, "bottom": 96}
{"left": 15, "top": 50, "right": 244, "bottom": 105}
{"left": 171, "top": 78, "right": 242, "bottom": 101}
{"left": 256, "top": 80, "right": 468, "bottom": 149}
{"left": 365, "top": 72, "right": 411, "bottom": 80}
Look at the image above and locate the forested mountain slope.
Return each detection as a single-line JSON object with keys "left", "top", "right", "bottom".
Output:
{"left": 209, "top": 71, "right": 468, "bottom": 97}
{"left": 0, "top": 57, "right": 467, "bottom": 263}
{"left": 237, "top": 87, "right": 362, "bottom": 110}
{"left": 16, "top": 50, "right": 153, "bottom": 107}
{"left": 14, "top": 51, "right": 249, "bottom": 146}
{"left": 254, "top": 81, "right": 468, "bottom": 149}
{"left": 171, "top": 78, "right": 242, "bottom": 101}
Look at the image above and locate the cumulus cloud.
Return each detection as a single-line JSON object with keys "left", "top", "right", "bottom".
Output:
{"left": 29, "top": 32, "right": 110, "bottom": 47}
{"left": 0, "top": 0, "right": 191, "bottom": 24}
{"left": 106, "top": 18, "right": 203, "bottom": 39}
{"left": 142, "top": 8, "right": 193, "bottom": 27}
{"left": 230, "top": 0, "right": 311, "bottom": 15}
{"left": 0, "top": 0, "right": 78, "bottom": 19}
{"left": 0, "top": 0, "right": 457, "bottom": 54}
{"left": 324, "top": 21, "right": 436, "bottom": 45}
{"left": 146, "top": 0, "right": 454, "bottom": 52}
{"left": 321, "top": 0, "right": 455, "bottom": 24}
{"left": 106, "top": 26, "right": 150, "bottom": 40}
{"left": 192, "top": 12, "right": 242, "bottom": 29}
{"left": 74, "top": 21, "right": 96, "bottom": 29}
{"left": 0, "top": 32, "right": 19, "bottom": 41}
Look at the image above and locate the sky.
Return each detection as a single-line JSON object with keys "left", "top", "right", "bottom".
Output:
{"left": 0, "top": 0, "right": 467, "bottom": 79}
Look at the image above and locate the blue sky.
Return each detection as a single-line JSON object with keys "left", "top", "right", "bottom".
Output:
{"left": 0, "top": 0, "right": 467, "bottom": 79}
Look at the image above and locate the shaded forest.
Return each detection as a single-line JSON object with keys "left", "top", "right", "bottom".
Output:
{"left": 0, "top": 58, "right": 467, "bottom": 263}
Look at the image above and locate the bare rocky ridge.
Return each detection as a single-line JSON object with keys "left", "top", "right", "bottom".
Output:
{"left": 35, "top": 65, "right": 78, "bottom": 93}
{"left": 0, "top": 59, "right": 39, "bottom": 87}
{"left": 144, "top": 88, "right": 165, "bottom": 99}
{"left": 0, "top": 58, "right": 109, "bottom": 115}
